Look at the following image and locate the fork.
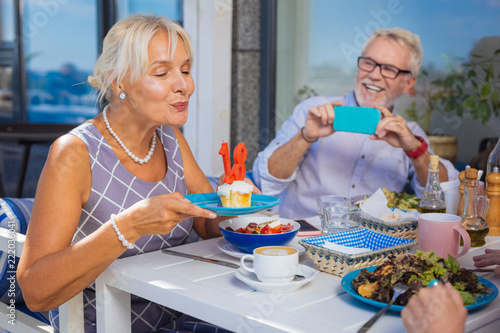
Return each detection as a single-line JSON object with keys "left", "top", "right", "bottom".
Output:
{"left": 357, "top": 283, "right": 409, "bottom": 333}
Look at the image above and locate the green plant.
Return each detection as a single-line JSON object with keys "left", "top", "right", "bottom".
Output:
{"left": 296, "top": 84, "right": 318, "bottom": 101}
{"left": 435, "top": 50, "right": 500, "bottom": 123}
{"left": 406, "top": 49, "right": 500, "bottom": 132}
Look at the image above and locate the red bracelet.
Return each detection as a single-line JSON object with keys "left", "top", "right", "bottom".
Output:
{"left": 406, "top": 136, "right": 428, "bottom": 159}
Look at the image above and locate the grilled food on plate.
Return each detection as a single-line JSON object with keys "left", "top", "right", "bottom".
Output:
{"left": 352, "top": 251, "right": 491, "bottom": 306}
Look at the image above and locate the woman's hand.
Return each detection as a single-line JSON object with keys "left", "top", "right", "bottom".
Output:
{"left": 401, "top": 283, "right": 466, "bottom": 333}
{"left": 473, "top": 248, "right": 500, "bottom": 276}
{"left": 117, "top": 192, "right": 216, "bottom": 239}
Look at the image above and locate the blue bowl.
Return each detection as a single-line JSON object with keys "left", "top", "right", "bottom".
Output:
{"left": 218, "top": 216, "right": 300, "bottom": 254}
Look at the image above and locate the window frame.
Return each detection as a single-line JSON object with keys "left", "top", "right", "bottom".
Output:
{"left": 183, "top": 0, "right": 232, "bottom": 177}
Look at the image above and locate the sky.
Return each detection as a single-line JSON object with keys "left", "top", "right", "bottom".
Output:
{"left": 1, "top": 0, "right": 499, "bottom": 75}
{"left": 1, "top": 0, "right": 182, "bottom": 72}
{"left": 309, "top": 0, "right": 500, "bottom": 73}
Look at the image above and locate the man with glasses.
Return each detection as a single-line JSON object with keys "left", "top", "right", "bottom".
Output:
{"left": 252, "top": 27, "right": 458, "bottom": 219}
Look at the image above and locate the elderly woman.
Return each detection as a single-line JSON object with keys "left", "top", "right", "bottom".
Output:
{"left": 18, "top": 14, "right": 254, "bottom": 332}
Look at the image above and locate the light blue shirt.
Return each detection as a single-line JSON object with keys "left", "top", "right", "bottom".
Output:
{"left": 252, "top": 91, "right": 459, "bottom": 219}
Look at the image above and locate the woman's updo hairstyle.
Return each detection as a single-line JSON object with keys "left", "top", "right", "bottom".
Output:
{"left": 88, "top": 14, "right": 193, "bottom": 104}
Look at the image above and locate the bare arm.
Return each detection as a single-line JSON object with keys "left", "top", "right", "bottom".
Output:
{"left": 268, "top": 130, "right": 316, "bottom": 179}
{"left": 408, "top": 148, "right": 448, "bottom": 184}
{"left": 268, "top": 101, "right": 343, "bottom": 179}
{"left": 174, "top": 127, "right": 230, "bottom": 239}
{"left": 18, "top": 134, "right": 216, "bottom": 311}
{"left": 370, "top": 105, "right": 448, "bottom": 185}
{"left": 17, "top": 135, "right": 127, "bottom": 311}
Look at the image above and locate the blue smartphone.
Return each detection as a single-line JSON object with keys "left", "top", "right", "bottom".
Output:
{"left": 333, "top": 106, "right": 381, "bottom": 135}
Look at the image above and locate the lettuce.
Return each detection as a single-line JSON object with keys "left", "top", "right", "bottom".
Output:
{"left": 445, "top": 255, "right": 461, "bottom": 274}
{"left": 458, "top": 290, "right": 476, "bottom": 305}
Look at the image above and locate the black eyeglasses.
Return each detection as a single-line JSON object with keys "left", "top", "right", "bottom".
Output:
{"left": 357, "top": 57, "right": 412, "bottom": 79}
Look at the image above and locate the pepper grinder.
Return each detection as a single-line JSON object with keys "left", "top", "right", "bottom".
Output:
{"left": 456, "top": 165, "right": 470, "bottom": 216}
{"left": 486, "top": 166, "right": 500, "bottom": 236}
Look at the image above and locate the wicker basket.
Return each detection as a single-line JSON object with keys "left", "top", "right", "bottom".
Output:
{"left": 353, "top": 211, "right": 418, "bottom": 240}
{"left": 299, "top": 228, "right": 417, "bottom": 277}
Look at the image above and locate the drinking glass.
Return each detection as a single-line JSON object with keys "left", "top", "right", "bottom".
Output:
{"left": 317, "top": 195, "right": 352, "bottom": 234}
{"left": 323, "top": 205, "right": 360, "bottom": 233}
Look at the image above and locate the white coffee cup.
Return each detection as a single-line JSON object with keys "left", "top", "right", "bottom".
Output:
{"left": 240, "top": 246, "right": 298, "bottom": 283}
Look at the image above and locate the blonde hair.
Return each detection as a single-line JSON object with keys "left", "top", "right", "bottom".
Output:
{"left": 362, "top": 27, "right": 423, "bottom": 76}
{"left": 88, "top": 14, "right": 193, "bottom": 103}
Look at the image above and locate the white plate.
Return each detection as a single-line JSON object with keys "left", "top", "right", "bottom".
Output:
{"left": 235, "top": 264, "right": 317, "bottom": 293}
{"left": 217, "top": 238, "right": 306, "bottom": 258}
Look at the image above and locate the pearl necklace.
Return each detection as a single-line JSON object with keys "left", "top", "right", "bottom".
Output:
{"left": 102, "top": 105, "right": 156, "bottom": 165}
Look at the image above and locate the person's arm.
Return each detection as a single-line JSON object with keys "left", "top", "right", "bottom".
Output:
{"left": 267, "top": 128, "right": 316, "bottom": 179}
{"left": 406, "top": 145, "right": 449, "bottom": 185}
{"left": 268, "top": 100, "right": 343, "bottom": 179}
{"left": 473, "top": 248, "right": 500, "bottom": 276}
{"left": 401, "top": 283, "right": 467, "bottom": 333}
{"left": 17, "top": 134, "right": 216, "bottom": 312}
{"left": 174, "top": 127, "right": 237, "bottom": 239}
{"left": 370, "top": 105, "right": 449, "bottom": 185}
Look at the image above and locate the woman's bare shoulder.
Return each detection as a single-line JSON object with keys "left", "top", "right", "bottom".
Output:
{"left": 48, "top": 132, "right": 90, "bottom": 167}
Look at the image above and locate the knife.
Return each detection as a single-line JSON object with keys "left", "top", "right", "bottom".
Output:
{"left": 162, "top": 249, "right": 240, "bottom": 268}
{"left": 469, "top": 268, "right": 495, "bottom": 273}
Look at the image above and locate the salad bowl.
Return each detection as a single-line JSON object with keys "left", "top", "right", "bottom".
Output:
{"left": 218, "top": 216, "right": 300, "bottom": 253}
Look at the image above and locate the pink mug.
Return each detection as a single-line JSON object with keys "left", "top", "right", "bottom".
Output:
{"left": 418, "top": 213, "right": 471, "bottom": 258}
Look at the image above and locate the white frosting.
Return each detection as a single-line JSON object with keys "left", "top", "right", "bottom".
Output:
{"left": 217, "top": 180, "right": 253, "bottom": 196}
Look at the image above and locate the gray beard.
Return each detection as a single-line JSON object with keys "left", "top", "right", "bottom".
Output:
{"left": 355, "top": 79, "right": 407, "bottom": 109}
{"left": 354, "top": 87, "right": 398, "bottom": 109}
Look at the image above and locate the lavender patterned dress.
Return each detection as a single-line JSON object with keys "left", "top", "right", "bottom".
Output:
{"left": 49, "top": 122, "right": 193, "bottom": 332}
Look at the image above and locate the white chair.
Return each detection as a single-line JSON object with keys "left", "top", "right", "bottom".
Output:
{"left": 0, "top": 198, "right": 84, "bottom": 333}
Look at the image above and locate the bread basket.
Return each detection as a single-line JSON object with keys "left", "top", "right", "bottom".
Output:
{"left": 353, "top": 211, "right": 418, "bottom": 240}
{"left": 299, "top": 228, "right": 417, "bottom": 277}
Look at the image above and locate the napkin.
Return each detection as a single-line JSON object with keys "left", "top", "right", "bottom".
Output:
{"left": 360, "top": 189, "right": 419, "bottom": 223}
{"left": 323, "top": 241, "right": 372, "bottom": 254}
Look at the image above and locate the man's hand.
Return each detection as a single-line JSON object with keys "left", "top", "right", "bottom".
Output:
{"left": 369, "top": 105, "right": 422, "bottom": 153}
{"left": 302, "top": 101, "right": 344, "bottom": 142}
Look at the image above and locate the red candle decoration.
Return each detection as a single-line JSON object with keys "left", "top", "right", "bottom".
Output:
{"left": 219, "top": 142, "right": 235, "bottom": 184}
{"left": 219, "top": 142, "right": 248, "bottom": 184}
{"left": 232, "top": 143, "right": 247, "bottom": 181}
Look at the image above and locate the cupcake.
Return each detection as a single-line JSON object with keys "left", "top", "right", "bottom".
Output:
{"left": 217, "top": 180, "right": 253, "bottom": 207}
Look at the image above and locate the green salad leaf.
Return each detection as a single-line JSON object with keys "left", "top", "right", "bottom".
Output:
{"left": 458, "top": 290, "right": 476, "bottom": 305}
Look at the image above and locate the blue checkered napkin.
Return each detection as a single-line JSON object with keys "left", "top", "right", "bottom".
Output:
{"left": 302, "top": 228, "right": 412, "bottom": 253}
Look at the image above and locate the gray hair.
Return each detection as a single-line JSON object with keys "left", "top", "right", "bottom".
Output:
{"left": 362, "top": 27, "right": 423, "bottom": 76}
{"left": 88, "top": 14, "right": 193, "bottom": 104}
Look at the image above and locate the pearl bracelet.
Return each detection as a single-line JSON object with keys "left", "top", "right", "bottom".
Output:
{"left": 110, "top": 214, "right": 134, "bottom": 249}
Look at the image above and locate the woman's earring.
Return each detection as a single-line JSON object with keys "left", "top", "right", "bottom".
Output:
{"left": 118, "top": 91, "right": 127, "bottom": 100}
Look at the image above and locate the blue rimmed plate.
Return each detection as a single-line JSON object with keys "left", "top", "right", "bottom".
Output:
{"left": 185, "top": 193, "right": 280, "bottom": 216}
{"left": 341, "top": 266, "right": 498, "bottom": 312}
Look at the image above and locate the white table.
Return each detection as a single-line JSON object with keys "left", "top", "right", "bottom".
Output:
{"left": 95, "top": 228, "right": 500, "bottom": 333}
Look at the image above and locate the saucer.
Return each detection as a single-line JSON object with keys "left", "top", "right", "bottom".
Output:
{"left": 217, "top": 238, "right": 306, "bottom": 258}
{"left": 235, "top": 264, "right": 317, "bottom": 293}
